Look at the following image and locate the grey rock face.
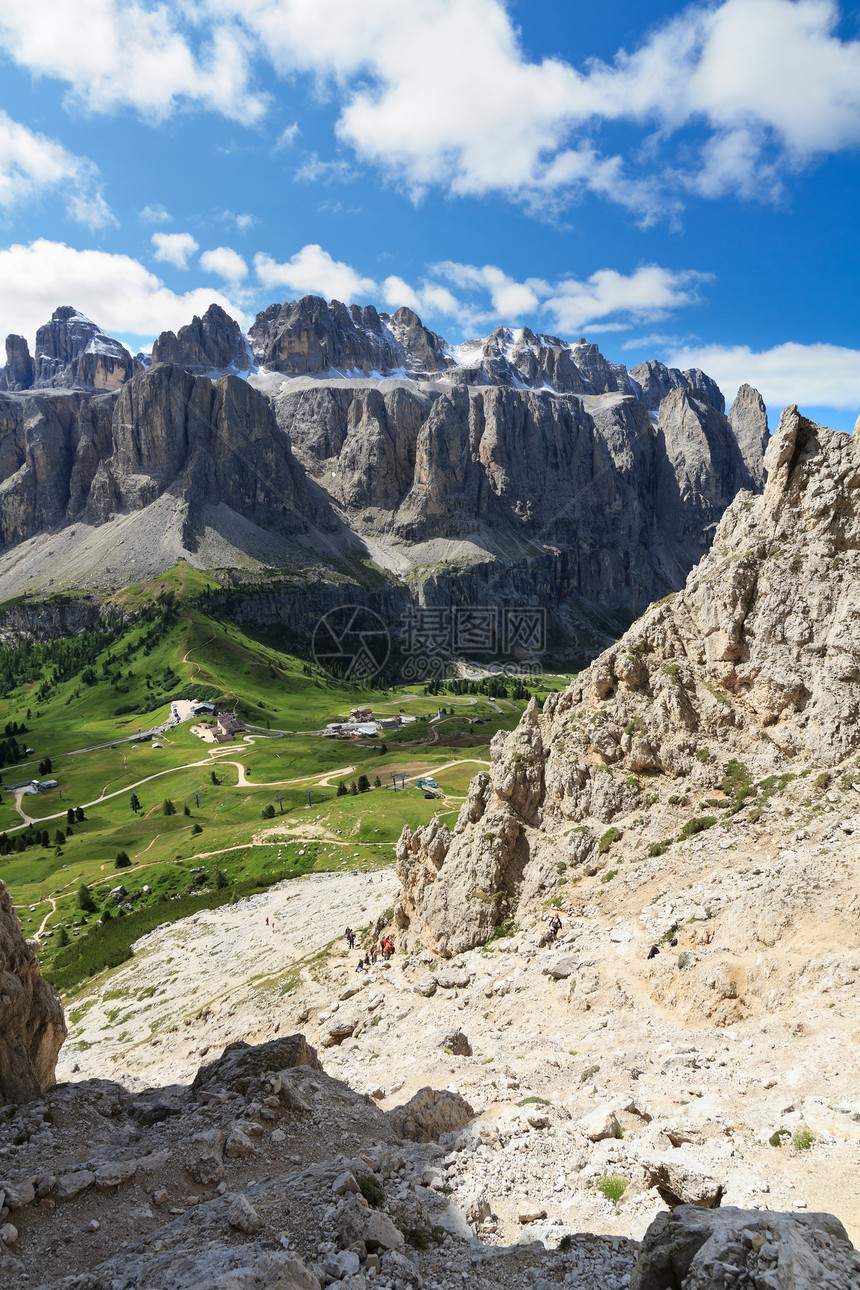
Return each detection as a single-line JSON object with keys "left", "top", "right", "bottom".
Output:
{"left": 250, "top": 296, "right": 449, "bottom": 377}
{"left": 630, "top": 1205, "right": 858, "bottom": 1290}
{"left": 0, "top": 879, "right": 67, "bottom": 1105}
{"left": 0, "top": 365, "right": 339, "bottom": 551}
{"left": 387, "top": 1087, "right": 474, "bottom": 1141}
{"left": 33, "top": 306, "right": 138, "bottom": 390}
{"left": 630, "top": 359, "right": 725, "bottom": 413}
{"left": 151, "top": 303, "right": 250, "bottom": 373}
{"left": 0, "top": 335, "right": 34, "bottom": 392}
{"left": 395, "top": 408, "right": 860, "bottom": 955}
{"left": 728, "top": 382, "right": 770, "bottom": 488}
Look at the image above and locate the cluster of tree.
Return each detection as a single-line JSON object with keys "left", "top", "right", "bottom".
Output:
{"left": 0, "top": 823, "right": 75, "bottom": 855}
{"left": 0, "top": 622, "right": 124, "bottom": 703}
{"left": 337, "top": 774, "right": 380, "bottom": 797}
{"left": 0, "top": 736, "right": 25, "bottom": 769}
{"left": 430, "top": 675, "right": 534, "bottom": 700}
{"left": 38, "top": 757, "right": 52, "bottom": 776}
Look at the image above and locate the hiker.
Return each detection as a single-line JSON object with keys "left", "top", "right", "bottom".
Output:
{"left": 370, "top": 942, "right": 379, "bottom": 964}
{"left": 385, "top": 936, "right": 395, "bottom": 959}
{"left": 356, "top": 957, "right": 365, "bottom": 972}
{"left": 346, "top": 927, "right": 355, "bottom": 950}
{"left": 266, "top": 916, "right": 269, "bottom": 926}
{"left": 549, "top": 912, "right": 562, "bottom": 939}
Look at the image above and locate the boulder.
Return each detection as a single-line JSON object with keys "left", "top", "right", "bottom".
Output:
{"left": 387, "top": 1088, "right": 474, "bottom": 1142}
{"left": 192, "top": 1035, "right": 321, "bottom": 1095}
{"left": 363, "top": 1209, "right": 405, "bottom": 1251}
{"left": 54, "top": 1170, "right": 95, "bottom": 1202}
{"left": 642, "top": 1150, "right": 726, "bottom": 1208}
{"left": 429, "top": 1028, "right": 472, "bottom": 1057}
{"left": 578, "top": 1104, "right": 621, "bottom": 1142}
{"left": 227, "top": 1194, "right": 263, "bottom": 1234}
{"left": 631, "top": 1205, "right": 859, "bottom": 1290}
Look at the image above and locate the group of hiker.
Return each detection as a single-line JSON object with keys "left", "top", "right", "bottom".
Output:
{"left": 346, "top": 926, "right": 396, "bottom": 970}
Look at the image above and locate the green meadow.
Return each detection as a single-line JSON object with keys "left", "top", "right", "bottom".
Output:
{"left": 0, "top": 562, "right": 571, "bottom": 996}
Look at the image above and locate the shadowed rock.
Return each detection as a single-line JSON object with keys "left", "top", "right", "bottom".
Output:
{"left": 0, "top": 879, "right": 66, "bottom": 1105}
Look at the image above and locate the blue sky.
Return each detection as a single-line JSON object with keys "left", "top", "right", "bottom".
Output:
{"left": 1, "top": 0, "right": 859, "bottom": 429}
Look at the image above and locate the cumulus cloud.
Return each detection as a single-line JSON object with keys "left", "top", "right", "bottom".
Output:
{"left": 665, "top": 340, "right": 860, "bottom": 414}
{"left": 431, "top": 260, "right": 709, "bottom": 333}
{"left": 5, "top": 1, "right": 860, "bottom": 217}
{"left": 254, "top": 243, "right": 376, "bottom": 301}
{"left": 152, "top": 231, "right": 199, "bottom": 270}
{"left": 139, "top": 203, "right": 172, "bottom": 224}
{"left": 0, "top": 238, "right": 250, "bottom": 345}
{"left": 0, "top": 110, "right": 114, "bottom": 227}
{"left": 200, "top": 245, "right": 248, "bottom": 281}
{"left": 0, "top": 0, "right": 266, "bottom": 122}
{"left": 227, "top": 0, "right": 860, "bottom": 212}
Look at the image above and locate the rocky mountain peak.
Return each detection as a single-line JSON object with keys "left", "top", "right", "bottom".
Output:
{"left": 728, "top": 382, "right": 770, "bottom": 488}
{"left": 32, "top": 305, "right": 138, "bottom": 391}
{"left": 0, "top": 334, "right": 35, "bottom": 392}
{"left": 151, "top": 302, "right": 250, "bottom": 374}
{"left": 629, "top": 358, "right": 725, "bottom": 414}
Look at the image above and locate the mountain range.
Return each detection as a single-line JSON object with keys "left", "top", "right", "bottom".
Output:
{"left": 0, "top": 300, "right": 769, "bottom": 662}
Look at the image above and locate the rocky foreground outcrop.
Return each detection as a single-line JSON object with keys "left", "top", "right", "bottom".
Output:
{"left": 0, "top": 1022, "right": 854, "bottom": 1289}
{"left": 0, "top": 880, "right": 65, "bottom": 1105}
{"left": 396, "top": 407, "right": 860, "bottom": 955}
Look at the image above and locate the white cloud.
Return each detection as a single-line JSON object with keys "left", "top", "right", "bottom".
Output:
{"left": 224, "top": 0, "right": 860, "bottom": 212}
{"left": 432, "top": 263, "right": 546, "bottom": 319}
{"left": 665, "top": 340, "right": 860, "bottom": 414}
{"left": 0, "top": 0, "right": 266, "bottom": 122}
{"left": 294, "top": 153, "right": 358, "bottom": 184}
{"left": 542, "top": 266, "right": 710, "bottom": 333}
{"left": 0, "top": 238, "right": 250, "bottom": 346}
{"left": 429, "top": 260, "right": 708, "bottom": 333}
{"left": 275, "top": 122, "right": 300, "bottom": 149}
{"left": 151, "top": 231, "right": 199, "bottom": 270}
{"left": 5, "top": 1, "right": 860, "bottom": 216}
{"left": 200, "top": 245, "right": 248, "bottom": 281}
{"left": 139, "top": 203, "right": 172, "bottom": 224}
{"left": 216, "top": 209, "right": 258, "bottom": 233}
{"left": 254, "top": 243, "right": 376, "bottom": 301}
{"left": 0, "top": 110, "right": 114, "bottom": 227}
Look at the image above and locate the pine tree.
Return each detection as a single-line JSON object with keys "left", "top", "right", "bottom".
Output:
{"left": 337, "top": 781, "right": 348, "bottom": 797}
{"left": 350, "top": 781, "right": 358, "bottom": 796}
{"left": 77, "top": 883, "right": 97, "bottom": 913}
{"left": 358, "top": 774, "right": 371, "bottom": 793}
{"left": 130, "top": 792, "right": 141, "bottom": 812}
{"left": 163, "top": 799, "right": 176, "bottom": 816}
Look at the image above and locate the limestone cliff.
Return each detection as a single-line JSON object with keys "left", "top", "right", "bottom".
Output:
{"left": 0, "top": 335, "right": 35, "bottom": 392}
{"left": 31, "top": 307, "right": 139, "bottom": 390}
{"left": 249, "top": 296, "right": 450, "bottom": 377}
{"left": 0, "top": 365, "right": 338, "bottom": 552}
{"left": 396, "top": 407, "right": 860, "bottom": 954}
{"left": 151, "top": 303, "right": 250, "bottom": 374}
{"left": 629, "top": 359, "right": 725, "bottom": 414}
{"left": 0, "top": 879, "right": 66, "bottom": 1104}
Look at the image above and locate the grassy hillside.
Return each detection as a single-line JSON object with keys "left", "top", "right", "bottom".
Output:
{"left": 0, "top": 563, "right": 571, "bottom": 996}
